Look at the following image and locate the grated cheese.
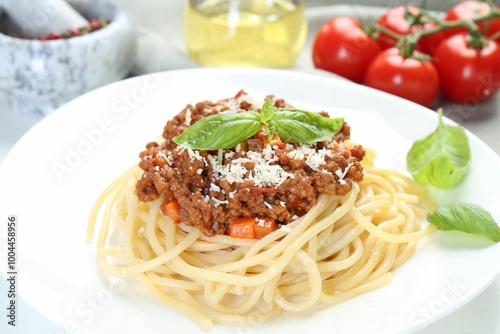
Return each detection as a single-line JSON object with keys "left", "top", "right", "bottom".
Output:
{"left": 211, "top": 198, "right": 229, "bottom": 207}
{"left": 207, "top": 147, "right": 294, "bottom": 188}
{"left": 218, "top": 149, "right": 223, "bottom": 164}
{"left": 335, "top": 162, "right": 354, "bottom": 185}
{"left": 222, "top": 99, "right": 240, "bottom": 114}
{"left": 156, "top": 151, "right": 173, "bottom": 166}
{"left": 203, "top": 138, "right": 340, "bottom": 191}
{"left": 256, "top": 218, "right": 266, "bottom": 227}
{"left": 222, "top": 93, "right": 261, "bottom": 113}
{"left": 187, "top": 148, "right": 203, "bottom": 161}
{"left": 185, "top": 108, "right": 192, "bottom": 125}
{"left": 210, "top": 183, "right": 221, "bottom": 192}
{"left": 286, "top": 144, "right": 333, "bottom": 172}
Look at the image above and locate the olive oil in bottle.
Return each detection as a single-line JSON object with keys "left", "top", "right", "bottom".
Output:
{"left": 183, "top": 0, "right": 307, "bottom": 68}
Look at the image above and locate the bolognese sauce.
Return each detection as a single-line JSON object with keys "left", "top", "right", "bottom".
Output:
{"left": 135, "top": 91, "right": 365, "bottom": 236}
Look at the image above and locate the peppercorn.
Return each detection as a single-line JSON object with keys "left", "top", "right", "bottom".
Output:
{"left": 19, "top": 17, "right": 110, "bottom": 41}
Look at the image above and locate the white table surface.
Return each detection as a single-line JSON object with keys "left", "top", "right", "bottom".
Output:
{"left": 1, "top": 2, "right": 499, "bottom": 334}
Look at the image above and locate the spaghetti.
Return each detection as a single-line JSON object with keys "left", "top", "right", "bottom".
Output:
{"left": 86, "top": 94, "right": 436, "bottom": 330}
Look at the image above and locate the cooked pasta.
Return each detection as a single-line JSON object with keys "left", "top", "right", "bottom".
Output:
{"left": 87, "top": 159, "right": 435, "bottom": 330}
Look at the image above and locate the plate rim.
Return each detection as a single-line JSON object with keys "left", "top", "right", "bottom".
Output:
{"left": 1, "top": 67, "right": 500, "bottom": 334}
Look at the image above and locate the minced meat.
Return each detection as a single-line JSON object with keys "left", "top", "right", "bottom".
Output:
{"left": 135, "top": 90, "right": 365, "bottom": 236}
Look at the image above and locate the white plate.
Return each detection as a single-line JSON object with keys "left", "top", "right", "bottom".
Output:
{"left": 1, "top": 68, "right": 500, "bottom": 334}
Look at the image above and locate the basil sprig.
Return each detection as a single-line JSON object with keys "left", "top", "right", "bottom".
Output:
{"left": 406, "top": 109, "right": 471, "bottom": 188}
{"left": 173, "top": 99, "right": 344, "bottom": 150}
{"left": 405, "top": 110, "right": 500, "bottom": 243}
{"left": 427, "top": 203, "right": 500, "bottom": 243}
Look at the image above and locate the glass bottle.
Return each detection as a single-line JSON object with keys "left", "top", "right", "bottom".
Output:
{"left": 183, "top": 0, "right": 307, "bottom": 68}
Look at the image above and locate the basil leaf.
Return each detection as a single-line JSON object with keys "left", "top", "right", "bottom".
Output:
{"left": 173, "top": 111, "right": 262, "bottom": 150}
{"left": 260, "top": 99, "right": 275, "bottom": 123}
{"left": 406, "top": 109, "right": 470, "bottom": 188}
{"left": 265, "top": 122, "right": 277, "bottom": 140}
{"left": 174, "top": 100, "right": 344, "bottom": 149}
{"left": 261, "top": 99, "right": 277, "bottom": 139}
{"left": 427, "top": 203, "right": 500, "bottom": 242}
{"left": 269, "top": 109, "right": 344, "bottom": 143}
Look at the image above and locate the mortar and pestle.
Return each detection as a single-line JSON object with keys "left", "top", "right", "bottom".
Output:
{"left": 0, "top": 0, "right": 137, "bottom": 117}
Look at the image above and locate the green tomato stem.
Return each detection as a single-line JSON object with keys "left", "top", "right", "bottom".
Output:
{"left": 373, "top": 4, "right": 500, "bottom": 55}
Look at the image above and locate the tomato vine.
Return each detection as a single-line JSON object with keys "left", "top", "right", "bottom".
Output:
{"left": 312, "top": 0, "right": 500, "bottom": 106}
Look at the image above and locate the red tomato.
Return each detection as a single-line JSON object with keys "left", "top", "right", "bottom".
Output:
{"left": 312, "top": 16, "right": 381, "bottom": 83}
{"left": 376, "top": 5, "right": 446, "bottom": 55}
{"left": 433, "top": 34, "right": 500, "bottom": 104}
{"left": 364, "top": 48, "right": 440, "bottom": 107}
{"left": 444, "top": 1, "right": 500, "bottom": 38}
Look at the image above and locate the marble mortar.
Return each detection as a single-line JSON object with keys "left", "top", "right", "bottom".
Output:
{"left": 0, "top": 0, "right": 137, "bottom": 117}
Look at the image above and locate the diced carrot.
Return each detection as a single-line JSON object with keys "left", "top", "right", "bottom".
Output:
{"left": 268, "top": 133, "right": 285, "bottom": 148}
{"left": 229, "top": 217, "right": 277, "bottom": 239}
{"left": 255, "top": 127, "right": 285, "bottom": 148}
{"left": 161, "top": 200, "right": 182, "bottom": 223}
{"left": 255, "top": 128, "right": 268, "bottom": 145}
{"left": 254, "top": 218, "right": 277, "bottom": 239}
{"left": 255, "top": 126, "right": 268, "bottom": 141}
{"left": 229, "top": 217, "right": 255, "bottom": 239}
